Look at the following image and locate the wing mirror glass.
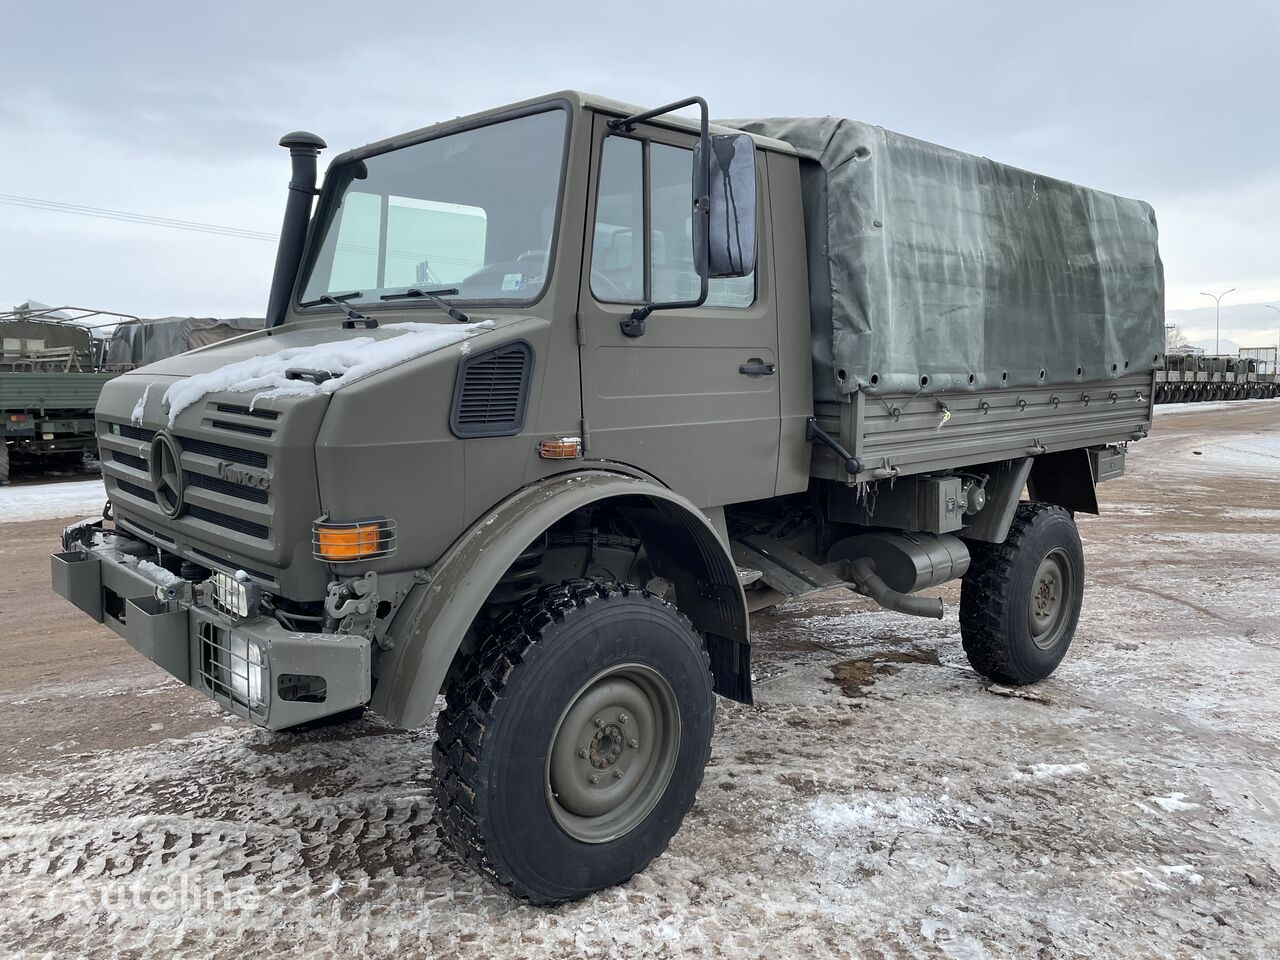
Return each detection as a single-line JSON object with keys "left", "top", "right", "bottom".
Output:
{"left": 693, "top": 133, "right": 756, "bottom": 279}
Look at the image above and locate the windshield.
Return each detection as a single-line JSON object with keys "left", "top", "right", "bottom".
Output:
{"left": 299, "top": 107, "right": 568, "bottom": 308}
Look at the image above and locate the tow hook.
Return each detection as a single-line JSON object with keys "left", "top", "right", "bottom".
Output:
{"left": 325, "top": 571, "right": 379, "bottom": 634}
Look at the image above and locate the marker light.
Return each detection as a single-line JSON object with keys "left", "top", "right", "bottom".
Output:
{"left": 538, "top": 437, "right": 583, "bottom": 460}
{"left": 313, "top": 518, "right": 397, "bottom": 562}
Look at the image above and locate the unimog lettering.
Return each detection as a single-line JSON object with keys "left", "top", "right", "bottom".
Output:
{"left": 217, "top": 462, "right": 270, "bottom": 490}
{"left": 51, "top": 91, "right": 1161, "bottom": 906}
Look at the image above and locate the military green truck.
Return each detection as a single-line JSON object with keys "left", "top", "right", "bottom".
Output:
{"left": 0, "top": 307, "right": 127, "bottom": 483}
{"left": 51, "top": 92, "right": 1163, "bottom": 903}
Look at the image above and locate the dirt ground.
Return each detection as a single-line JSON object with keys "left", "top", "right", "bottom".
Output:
{"left": 2, "top": 402, "right": 1279, "bottom": 959}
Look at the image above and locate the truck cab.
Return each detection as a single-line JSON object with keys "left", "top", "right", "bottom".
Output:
{"left": 52, "top": 91, "right": 1160, "bottom": 905}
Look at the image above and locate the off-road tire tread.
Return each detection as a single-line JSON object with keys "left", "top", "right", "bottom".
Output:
{"left": 431, "top": 577, "right": 709, "bottom": 904}
{"left": 960, "top": 502, "right": 1076, "bottom": 685}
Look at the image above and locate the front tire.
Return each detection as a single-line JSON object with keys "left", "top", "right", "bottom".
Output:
{"left": 432, "top": 579, "right": 714, "bottom": 904}
{"left": 960, "top": 503, "right": 1084, "bottom": 685}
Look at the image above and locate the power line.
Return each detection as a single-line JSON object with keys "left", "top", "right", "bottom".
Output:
{"left": 0, "top": 192, "right": 489, "bottom": 271}
{"left": 0, "top": 194, "right": 279, "bottom": 242}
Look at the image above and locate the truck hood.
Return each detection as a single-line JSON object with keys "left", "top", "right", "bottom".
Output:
{"left": 134, "top": 315, "right": 523, "bottom": 426}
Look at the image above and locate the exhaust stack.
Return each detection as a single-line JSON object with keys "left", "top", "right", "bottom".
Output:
{"left": 265, "top": 130, "right": 326, "bottom": 328}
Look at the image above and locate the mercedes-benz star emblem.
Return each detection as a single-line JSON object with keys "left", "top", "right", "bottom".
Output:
{"left": 150, "top": 432, "right": 186, "bottom": 519}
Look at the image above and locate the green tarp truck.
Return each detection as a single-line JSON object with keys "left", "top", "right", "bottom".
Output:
{"left": 51, "top": 92, "right": 1163, "bottom": 903}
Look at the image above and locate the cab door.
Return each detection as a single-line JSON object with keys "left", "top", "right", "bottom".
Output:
{"left": 577, "top": 113, "right": 781, "bottom": 508}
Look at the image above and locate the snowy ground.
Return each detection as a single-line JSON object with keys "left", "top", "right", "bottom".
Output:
{"left": 0, "top": 478, "right": 106, "bottom": 523}
{"left": 2, "top": 403, "right": 1279, "bottom": 958}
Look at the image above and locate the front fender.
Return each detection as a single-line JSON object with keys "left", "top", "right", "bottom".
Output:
{"left": 371, "top": 470, "right": 750, "bottom": 728}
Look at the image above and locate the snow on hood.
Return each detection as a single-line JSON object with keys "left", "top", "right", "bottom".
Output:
{"left": 161, "top": 320, "right": 494, "bottom": 425}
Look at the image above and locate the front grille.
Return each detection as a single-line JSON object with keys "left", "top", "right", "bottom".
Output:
{"left": 104, "top": 416, "right": 275, "bottom": 548}
{"left": 450, "top": 340, "right": 533, "bottom": 437}
{"left": 117, "top": 480, "right": 157, "bottom": 502}
{"left": 210, "top": 418, "right": 273, "bottom": 438}
{"left": 215, "top": 403, "right": 279, "bottom": 421}
{"left": 178, "top": 436, "right": 268, "bottom": 468}
{"left": 119, "top": 424, "right": 156, "bottom": 442}
{"left": 188, "top": 504, "right": 270, "bottom": 540}
{"left": 111, "top": 450, "right": 148, "bottom": 471}
{"left": 186, "top": 471, "right": 269, "bottom": 504}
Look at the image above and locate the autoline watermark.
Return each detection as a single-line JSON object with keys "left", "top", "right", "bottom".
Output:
{"left": 57, "top": 877, "right": 261, "bottom": 916}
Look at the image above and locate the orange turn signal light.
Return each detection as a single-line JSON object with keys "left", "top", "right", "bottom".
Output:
{"left": 538, "top": 437, "right": 582, "bottom": 460}
{"left": 313, "top": 518, "right": 397, "bottom": 562}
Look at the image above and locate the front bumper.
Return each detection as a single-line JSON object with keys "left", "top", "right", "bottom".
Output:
{"left": 51, "top": 533, "right": 370, "bottom": 730}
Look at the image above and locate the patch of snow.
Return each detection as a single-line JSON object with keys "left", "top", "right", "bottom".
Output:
{"left": 1152, "top": 793, "right": 1201, "bottom": 812}
{"left": 0, "top": 479, "right": 106, "bottom": 522}
{"left": 810, "top": 796, "right": 938, "bottom": 834}
{"left": 1158, "top": 863, "right": 1204, "bottom": 885}
{"left": 1155, "top": 399, "right": 1277, "bottom": 416}
{"left": 132, "top": 559, "right": 182, "bottom": 588}
{"left": 1022, "top": 762, "right": 1090, "bottom": 779}
{"left": 130, "top": 383, "right": 154, "bottom": 426}
{"left": 161, "top": 321, "right": 495, "bottom": 425}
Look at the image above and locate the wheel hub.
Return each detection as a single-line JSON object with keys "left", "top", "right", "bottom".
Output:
{"left": 588, "top": 721, "right": 626, "bottom": 769}
{"left": 1027, "top": 548, "right": 1073, "bottom": 650}
{"left": 546, "top": 665, "right": 680, "bottom": 844}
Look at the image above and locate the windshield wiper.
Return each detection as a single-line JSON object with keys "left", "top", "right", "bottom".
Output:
{"left": 299, "top": 290, "right": 361, "bottom": 308}
{"left": 380, "top": 287, "right": 469, "bottom": 322}
{"left": 297, "top": 291, "right": 378, "bottom": 329}
{"left": 322, "top": 294, "right": 377, "bottom": 329}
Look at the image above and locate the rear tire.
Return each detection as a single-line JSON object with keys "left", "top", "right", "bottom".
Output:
{"left": 432, "top": 579, "right": 714, "bottom": 904}
{"left": 0, "top": 442, "right": 9, "bottom": 485}
{"left": 960, "top": 502, "right": 1084, "bottom": 685}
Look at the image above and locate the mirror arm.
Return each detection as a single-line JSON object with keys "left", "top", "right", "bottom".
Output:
{"left": 620, "top": 305, "right": 653, "bottom": 339}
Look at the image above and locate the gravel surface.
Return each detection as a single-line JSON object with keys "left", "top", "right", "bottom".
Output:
{"left": 2, "top": 403, "right": 1278, "bottom": 959}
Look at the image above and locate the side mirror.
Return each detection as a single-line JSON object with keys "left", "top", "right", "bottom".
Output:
{"left": 693, "top": 133, "right": 757, "bottom": 279}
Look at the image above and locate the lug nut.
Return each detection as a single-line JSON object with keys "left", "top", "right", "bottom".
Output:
{"left": 612, "top": 744, "right": 621, "bottom": 755}
{"left": 593, "top": 717, "right": 604, "bottom": 729}
{"left": 614, "top": 769, "right": 624, "bottom": 780}
{"left": 618, "top": 713, "right": 630, "bottom": 724}
{"left": 589, "top": 774, "right": 600, "bottom": 784}
{"left": 578, "top": 748, "right": 588, "bottom": 759}
{"left": 628, "top": 738, "right": 639, "bottom": 749}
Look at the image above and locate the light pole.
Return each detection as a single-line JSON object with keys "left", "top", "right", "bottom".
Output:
{"left": 1200, "top": 288, "right": 1236, "bottom": 354}
{"left": 1266, "top": 304, "right": 1280, "bottom": 374}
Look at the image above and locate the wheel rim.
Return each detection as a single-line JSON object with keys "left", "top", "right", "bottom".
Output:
{"left": 1027, "top": 548, "right": 1073, "bottom": 650}
{"left": 546, "top": 663, "right": 681, "bottom": 844}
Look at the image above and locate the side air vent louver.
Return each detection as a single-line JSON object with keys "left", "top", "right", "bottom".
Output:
{"left": 449, "top": 340, "right": 534, "bottom": 438}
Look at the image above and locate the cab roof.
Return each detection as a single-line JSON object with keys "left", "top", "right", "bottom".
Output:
{"left": 330, "top": 90, "right": 798, "bottom": 166}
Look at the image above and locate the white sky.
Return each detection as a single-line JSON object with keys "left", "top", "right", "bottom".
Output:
{"left": 1, "top": 0, "right": 1277, "bottom": 346}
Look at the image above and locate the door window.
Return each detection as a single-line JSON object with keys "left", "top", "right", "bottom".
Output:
{"left": 590, "top": 135, "right": 755, "bottom": 308}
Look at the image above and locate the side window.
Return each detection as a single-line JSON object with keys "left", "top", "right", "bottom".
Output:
{"left": 591, "top": 137, "right": 644, "bottom": 301}
{"left": 590, "top": 136, "right": 755, "bottom": 308}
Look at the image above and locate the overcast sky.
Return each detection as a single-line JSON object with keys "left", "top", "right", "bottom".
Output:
{"left": 2, "top": 0, "right": 1277, "bottom": 346}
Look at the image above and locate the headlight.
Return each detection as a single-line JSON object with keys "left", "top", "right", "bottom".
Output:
{"left": 227, "top": 636, "right": 266, "bottom": 708}
{"left": 211, "top": 569, "right": 261, "bottom": 618}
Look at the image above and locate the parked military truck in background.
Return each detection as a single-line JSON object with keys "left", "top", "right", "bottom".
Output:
{"left": 0, "top": 306, "right": 261, "bottom": 483}
{"left": 0, "top": 306, "right": 127, "bottom": 483}
{"left": 51, "top": 92, "right": 1163, "bottom": 903}
{"left": 1154, "top": 353, "right": 1278, "bottom": 403}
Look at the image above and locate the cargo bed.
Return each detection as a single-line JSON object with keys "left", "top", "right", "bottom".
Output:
{"left": 810, "top": 372, "right": 1152, "bottom": 483}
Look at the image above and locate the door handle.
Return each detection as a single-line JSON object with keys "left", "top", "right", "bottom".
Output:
{"left": 739, "top": 359, "right": 777, "bottom": 377}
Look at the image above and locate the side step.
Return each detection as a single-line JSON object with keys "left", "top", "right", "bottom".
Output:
{"left": 731, "top": 535, "right": 845, "bottom": 600}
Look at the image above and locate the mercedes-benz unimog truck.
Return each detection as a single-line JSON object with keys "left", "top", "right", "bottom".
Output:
{"left": 51, "top": 92, "right": 1163, "bottom": 903}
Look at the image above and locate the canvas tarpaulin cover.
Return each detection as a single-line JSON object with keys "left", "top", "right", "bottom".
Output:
{"left": 105, "top": 316, "right": 260, "bottom": 368}
{"left": 724, "top": 117, "right": 1165, "bottom": 401}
